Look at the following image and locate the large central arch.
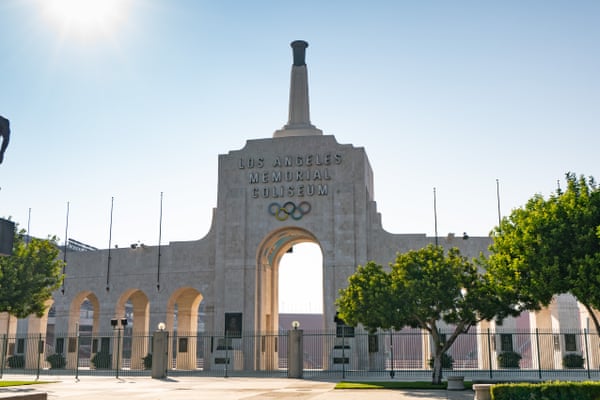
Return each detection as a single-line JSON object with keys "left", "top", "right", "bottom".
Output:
{"left": 256, "top": 227, "right": 323, "bottom": 335}
{"left": 255, "top": 227, "right": 323, "bottom": 370}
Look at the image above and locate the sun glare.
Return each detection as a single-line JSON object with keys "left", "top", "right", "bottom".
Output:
{"left": 41, "top": 0, "right": 128, "bottom": 37}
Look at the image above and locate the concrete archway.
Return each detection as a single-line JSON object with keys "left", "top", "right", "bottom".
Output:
{"left": 66, "top": 292, "right": 100, "bottom": 368}
{"left": 114, "top": 289, "right": 150, "bottom": 369}
{"left": 257, "top": 227, "right": 322, "bottom": 333}
{"left": 68, "top": 291, "right": 100, "bottom": 335}
{"left": 167, "top": 287, "right": 204, "bottom": 369}
{"left": 255, "top": 227, "right": 323, "bottom": 370}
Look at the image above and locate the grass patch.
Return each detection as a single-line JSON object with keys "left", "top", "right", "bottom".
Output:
{"left": 0, "top": 381, "right": 50, "bottom": 387}
{"left": 336, "top": 381, "right": 473, "bottom": 390}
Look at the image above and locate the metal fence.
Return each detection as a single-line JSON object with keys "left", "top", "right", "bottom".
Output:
{"left": 2, "top": 328, "right": 600, "bottom": 381}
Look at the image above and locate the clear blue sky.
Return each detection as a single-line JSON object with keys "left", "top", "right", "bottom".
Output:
{"left": 1, "top": 1, "right": 598, "bottom": 256}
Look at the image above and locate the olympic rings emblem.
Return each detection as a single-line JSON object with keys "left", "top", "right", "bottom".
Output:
{"left": 268, "top": 201, "right": 311, "bottom": 221}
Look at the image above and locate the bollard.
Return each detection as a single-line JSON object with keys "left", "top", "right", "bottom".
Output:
{"left": 151, "top": 330, "right": 169, "bottom": 379}
{"left": 287, "top": 329, "right": 303, "bottom": 379}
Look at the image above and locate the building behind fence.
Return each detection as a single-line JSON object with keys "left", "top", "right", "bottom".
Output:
{"left": 2, "top": 327, "right": 599, "bottom": 380}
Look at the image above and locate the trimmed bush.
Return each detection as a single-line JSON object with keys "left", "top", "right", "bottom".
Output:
{"left": 492, "top": 381, "right": 600, "bottom": 400}
{"left": 46, "top": 353, "right": 66, "bottom": 369}
{"left": 142, "top": 353, "right": 152, "bottom": 369}
{"left": 91, "top": 351, "right": 112, "bottom": 369}
{"left": 428, "top": 353, "right": 454, "bottom": 369}
{"left": 497, "top": 351, "right": 521, "bottom": 368}
{"left": 563, "top": 352, "right": 584, "bottom": 369}
{"left": 7, "top": 355, "right": 25, "bottom": 368}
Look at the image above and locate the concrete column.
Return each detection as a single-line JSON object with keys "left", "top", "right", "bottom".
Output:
{"left": 24, "top": 334, "right": 44, "bottom": 371}
{"left": 130, "top": 303, "right": 149, "bottom": 370}
{"left": 112, "top": 329, "right": 124, "bottom": 372}
{"left": 175, "top": 306, "right": 197, "bottom": 370}
{"left": 151, "top": 331, "right": 168, "bottom": 379}
{"left": 66, "top": 300, "right": 82, "bottom": 369}
{"left": 287, "top": 329, "right": 303, "bottom": 379}
{"left": 477, "top": 320, "right": 493, "bottom": 370}
{"left": 0, "top": 313, "right": 17, "bottom": 368}
{"left": 579, "top": 304, "right": 600, "bottom": 368}
{"left": 531, "top": 308, "right": 555, "bottom": 369}
{"left": 421, "top": 329, "right": 431, "bottom": 370}
{"left": 25, "top": 312, "right": 51, "bottom": 369}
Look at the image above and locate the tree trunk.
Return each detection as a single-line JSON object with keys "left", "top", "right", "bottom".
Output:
{"left": 431, "top": 354, "right": 443, "bottom": 385}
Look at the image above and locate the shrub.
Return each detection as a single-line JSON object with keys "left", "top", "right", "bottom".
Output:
{"left": 142, "top": 353, "right": 152, "bottom": 369}
{"left": 91, "top": 351, "right": 112, "bottom": 369}
{"left": 46, "top": 353, "right": 66, "bottom": 369}
{"left": 7, "top": 355, "right": 25, "bottom": 368}
{"left": 563, "top": 353, "right": 584, "bottom": 369}
{"left": 492, "top": 381, "right": 600, "bottom": 400}
{"left": 428, "top": 353, "right": 454, "bottom": 369}
{"left": 497, "top": 351, "right": 521, "bottom": 368}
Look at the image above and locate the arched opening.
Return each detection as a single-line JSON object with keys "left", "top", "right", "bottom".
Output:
{"left": 67, "top": 292, "right": 100, "bottom": 369}
{"left": 114, "top": 289, "right": 149, "bottom": 370}
{"left": 166, "top": 287, "right": 204, "bottom": 370}
{"left": 256, "top": 227, "right": 324, "bottom": 370}
{"left": 278, "top": 242, "right": 323, "bottom": 327}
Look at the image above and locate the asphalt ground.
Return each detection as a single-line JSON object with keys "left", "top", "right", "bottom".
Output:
{"left": 0, "top": 375, "right": 475, "bottom": 400}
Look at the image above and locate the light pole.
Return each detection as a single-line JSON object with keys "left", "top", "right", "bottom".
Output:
{"left": 111, "top": 318, "right": 127, "bottom": 379}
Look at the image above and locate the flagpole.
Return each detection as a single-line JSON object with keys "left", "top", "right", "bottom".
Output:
{"left": 496, "top": 179, "right": 501, "bottom": 228}
{"left": 26, "top": 207, "right": 31, "bottom": 244}
{"left": 106, "top": 197, "right": 114, "bottom": 292}
{"left": 61, "top": 201, "right": 69, "bottom": 295}
{"left": 157, "top": 192, "right": 163, "bottom": 291}
{"left": 433, "top": 187, "right": 438, "bottom": 246}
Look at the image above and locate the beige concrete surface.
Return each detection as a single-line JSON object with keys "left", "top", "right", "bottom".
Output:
{"left": 0, "top": 376, "right": 475, "bottom": 400}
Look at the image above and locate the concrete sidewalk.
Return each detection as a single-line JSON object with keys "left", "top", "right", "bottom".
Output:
{"left": 0, "top": 375, "right": 475, "bottom": 400}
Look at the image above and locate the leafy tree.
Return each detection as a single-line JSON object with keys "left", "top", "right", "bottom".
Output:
{"left": 335, "top": 261, "right": 398, "bottom": 333}
{"left": 487, "top": 172, "right": 600, "bottom": 333}
{"left": 337, "top": 244, "right": 518, "bottom": 384}
{"left": 0, "top": 231, "right": 64, "bottom": 318}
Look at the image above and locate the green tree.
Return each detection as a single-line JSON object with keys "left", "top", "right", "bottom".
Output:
{"left": 337, "top": 244, "right": 518, "bottom": 384}
{"left": 487, "top": 172, "right": 600, "bottom": 333}
{"left": 335, "top": 261, "right": 398, "bottom": 333}
{"left": 0, "top": 231, "right": 64, "bottom": 318}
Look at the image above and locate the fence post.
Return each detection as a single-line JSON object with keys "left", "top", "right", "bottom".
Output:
{"left": 224, "top": 331, "right": 229, "bottom": 378}
{"left": 341, "top": 325, "right": 346, "bottom": 380}
{"left": 0, "top": 334, "right": 6, "bottom": 378}
{"left": 36, "top": 333, "right": 42, "bottom": 380}
{"left": 75, "top": 324, "right": 80, "bottom": 380}
{"left": 389, "top": 330, "right": 394, "bottom": 378}
{"left": 487, "top": 328, "right": 493, "bottom": 379}
{"left": 584, "top": 328, "right": 591, "bottom": 379}
{"left": 535, "top": 328, "right": 542, "bottom": 380}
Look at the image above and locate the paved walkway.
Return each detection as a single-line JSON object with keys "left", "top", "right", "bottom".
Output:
{"left": 0, "top": 375, "right": 475, "bottom": 400}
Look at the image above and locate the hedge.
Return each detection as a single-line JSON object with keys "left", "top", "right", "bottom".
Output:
{"left": 491, "top": 381, "right": 600, "bottom": 400}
